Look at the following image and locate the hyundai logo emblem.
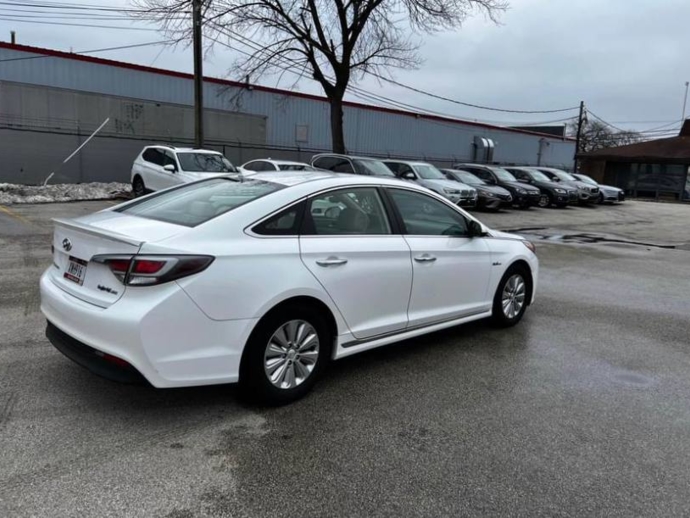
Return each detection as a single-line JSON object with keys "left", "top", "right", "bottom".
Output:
{"left": 62, "top": 238, "right": 72, "bottom": 252}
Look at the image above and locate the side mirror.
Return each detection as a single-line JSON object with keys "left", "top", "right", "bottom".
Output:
{"left": 468, "top": 220, "right": 484, "bottom": 238}
{"left": 485, "top": 177, "right": 496, "bottom": 184}
{"left": 163, "top": 164, "right": 176, "bottom": 173}
{"left": 401, "top": 171, "right": 415, "bottom": 180}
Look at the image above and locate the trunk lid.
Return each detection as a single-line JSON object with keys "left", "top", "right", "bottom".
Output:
{"left": 49, "top": 211, "right": 186, "bottom": 308}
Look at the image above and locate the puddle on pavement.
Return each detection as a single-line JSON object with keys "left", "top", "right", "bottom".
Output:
{"left": 503, "top": 228, "right": 678, "bottom": 250}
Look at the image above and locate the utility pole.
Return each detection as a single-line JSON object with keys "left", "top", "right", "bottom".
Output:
{"left": 574, "top": 100, "right": 585, "bottom": 172}
{"left": 682, "top": 81, "right": 689, "bottom": 122}
{"left": 192, "top": 0, "right": 204, "bottom": 148}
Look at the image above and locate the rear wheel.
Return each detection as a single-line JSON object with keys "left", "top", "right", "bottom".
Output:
{"left": 132, "top": 176, "right": 146, "bottom": 197}
{"left": 491, "top": 267, "right": 530, "bottom": 327}
{"left": 239, "top": 305, "right": 332, "bottom": 405}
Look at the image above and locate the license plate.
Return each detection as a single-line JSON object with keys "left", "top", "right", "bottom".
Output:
{"left": 64, "top": 256, "right": 87, "bottom": 285}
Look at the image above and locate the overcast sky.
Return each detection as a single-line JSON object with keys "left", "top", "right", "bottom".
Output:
{"left": 2, "top": 0, "right": 689, "bottom": 136}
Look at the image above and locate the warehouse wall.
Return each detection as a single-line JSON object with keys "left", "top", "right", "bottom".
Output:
{"left": 0, "top": 44, "right": 576, "bottom": 184}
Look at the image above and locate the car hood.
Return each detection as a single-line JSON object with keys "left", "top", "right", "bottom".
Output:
{"left": 558, "top": 180, "right": 594, "bottom": 191}
{"left": 418, "top": 178, "right": 476, "bottom": 192}
{"left": 502, "top": 181, "right": 541, "bottom": 193}
{"left": 532, "top": 180, "right": 572, "bottom": 191}
{"left": 475, "top": 184, "right": 512, "bottom": 196}
{"left": 490, "top": 229, "right": 525, "bottom": 241}
{"left": 598, "top": 184, "right": 622, "bottom": 193}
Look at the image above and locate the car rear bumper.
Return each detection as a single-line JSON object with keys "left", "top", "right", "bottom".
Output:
{"left": 40, "top": 269, "right": 256, "bottom": 388}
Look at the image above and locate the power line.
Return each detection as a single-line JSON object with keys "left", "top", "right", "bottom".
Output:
{"left": 0, "top": 17, "right": 158, "bottom": 30}
{"left": 0, "top": 39, "right": 177, "bottom": 63}
{"left": 367, "top": 73, "right": 580, "bottom": 114}
{"left": 0, "top": 1, "right": 149, "bottom": 13}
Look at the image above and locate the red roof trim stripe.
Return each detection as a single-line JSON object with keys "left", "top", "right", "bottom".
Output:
{"left": 0, "top": 42, "right": 575, "bottom": 141}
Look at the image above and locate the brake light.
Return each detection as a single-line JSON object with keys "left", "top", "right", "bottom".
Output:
{"left": 131, "top": 259, "right": 166, "bottom": 275}
{"left": 92, "top": 255, "right": 214, "bottom": 286}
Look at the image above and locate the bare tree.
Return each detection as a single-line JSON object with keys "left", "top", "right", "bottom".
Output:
{"left": 568, "top": 118, "right": 642, "bottom": 154}
{"left": 134, "top": 0, "right": 507, "bottom": 153}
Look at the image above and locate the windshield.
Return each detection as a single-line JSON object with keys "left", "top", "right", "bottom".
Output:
{"left": 117, "top": 178, "right": 283, "bottom": 227}
{"left": 545, "top": 169, "right": 576, "bottom": 182}
{"left": 357, "top": 159, "right": 395, "bottom": 177}
{"left": 414, "top": 164, "right": 446, "bottom": 180}
{"left": 177, "top": 153, "right": 236, "bottom": 173}
{"left": 575, "top": 174, "right": 597, "bottom": 185}
{"left": 528, "top": 170, "right": 552, "bottom": 182}
{"left": 453, "top": 171, "right": 484, "bottom": 185}
{"left": 278, "top": 164, "right": 315, "bottom": 171}
{"left": 492, "top": 168, "right": 518, "bottom": 182}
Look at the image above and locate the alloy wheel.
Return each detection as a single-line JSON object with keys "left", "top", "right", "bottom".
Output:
{"left": 502, "top": 274, "right": 526, "bottom": 319}
{"left": 264, "top": 320, "right": 320, "bottom": 389}
{"left": 538, "top": 194, "right": 549, "bottom": 208}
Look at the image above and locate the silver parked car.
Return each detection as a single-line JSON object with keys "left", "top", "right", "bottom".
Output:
{"left": 572, "top": 173, "right": 625, "bottom": 203}
{"left": 383, "top": 160, "right": 478, "bottom": 208}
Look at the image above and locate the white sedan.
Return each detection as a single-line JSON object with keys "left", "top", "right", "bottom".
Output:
{"left": 40, "top": 172, "right": 538, "bottom": 404}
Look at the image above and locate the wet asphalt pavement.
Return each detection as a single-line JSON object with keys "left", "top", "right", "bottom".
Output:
{"left": 1, "top": 200, "right": 690, "bottom": 517}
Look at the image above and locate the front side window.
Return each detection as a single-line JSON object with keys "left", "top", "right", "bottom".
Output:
{"left": 163, "top": 151, "right": 178, "bottom": 170}
{"left": 304, "top": 188, "right": 391, "bottom": 235}
{"left": 117, "top": 178, "right": 284, "bottom": 227}
{"left": 388, "top": 188, "right": 469, "bottom": 237}
{"left": 177, "top": 153, "right": 235, "bottom": 173}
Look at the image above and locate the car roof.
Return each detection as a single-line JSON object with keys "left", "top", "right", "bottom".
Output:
{"left": 146, "top": 145, "right": 222, "bottom": 154}
{"left": 247, "top": 170, "right": 406, "bottom": 188}
{"left": 312, "top": 153, "right": 387, "bottom": 162}
{"left": 246, "top": 159, "right": 311, "bottom": 166}
{"left": 383, "top": 159, "right": 434, "bottom": 167}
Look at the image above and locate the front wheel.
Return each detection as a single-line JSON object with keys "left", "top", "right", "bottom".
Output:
{"left": 132, "top": 176, "right": 146, "bottom": 197}
{"left": 537, "top": 194, "right": 551, "bottom": 208}
{"left": 239, "top": 306, "right": 332, "bottom": 405}
{"left": 491, "top": 268, "right": 530, "bottom": 327}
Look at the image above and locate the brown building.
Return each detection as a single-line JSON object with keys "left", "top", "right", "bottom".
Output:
{"left": 579, "top": 120, "right": 690, "bottom": 202}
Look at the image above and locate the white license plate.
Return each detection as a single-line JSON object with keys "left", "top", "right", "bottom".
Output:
{"left": 64, "top": 256, "right": 87, "bottom": 285}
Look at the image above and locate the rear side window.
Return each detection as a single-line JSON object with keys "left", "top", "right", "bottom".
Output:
{"left": 252, "top": 202, "right": 305, "bottom": 235}
{"left": 142, "top": 148, "right": 164, "bottom": 166}
{"left": 117, "top": 178, "right": 285, "bottom": 227}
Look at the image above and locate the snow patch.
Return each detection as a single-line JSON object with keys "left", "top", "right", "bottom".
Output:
{"left": 0, "top": 182, "right": 132, "bottom": 205}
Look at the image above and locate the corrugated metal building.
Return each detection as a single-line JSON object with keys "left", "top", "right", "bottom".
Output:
{"left": 0, "top": 42, "right": 576, "bottom": 184}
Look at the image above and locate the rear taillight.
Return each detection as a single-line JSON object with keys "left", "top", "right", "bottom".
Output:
{"left": 92, "top": 255, "right": 214, "bottom": 286}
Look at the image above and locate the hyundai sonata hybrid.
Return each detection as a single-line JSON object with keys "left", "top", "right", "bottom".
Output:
{"left": 40, "top": 171, "right": 538, "bottom": 404}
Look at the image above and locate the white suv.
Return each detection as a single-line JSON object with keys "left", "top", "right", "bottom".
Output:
{"left": 130, "top": 146, "right": 237, "bottom": 196}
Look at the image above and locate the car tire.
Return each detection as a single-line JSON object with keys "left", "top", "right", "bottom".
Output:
{"left": 132, "top": 176, "right": 146, "bottom": 197}
{"left": 239, "top": 305, "right": 332, "bottom": 405}
{"left": 491, "top": 266, "right": 531, "bottom": 328}
{"left": 598, "top": 192, "right": 605, "bottom": 204}
{"left": 537, "top": 193, "right": 551, "bottom": 208}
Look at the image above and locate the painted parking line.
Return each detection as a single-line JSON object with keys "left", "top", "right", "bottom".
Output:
{"left": 0, "top": 205, "right": 32, "bottom": 225}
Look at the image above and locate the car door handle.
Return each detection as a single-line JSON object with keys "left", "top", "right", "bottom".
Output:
{"left": 316, "top": 257, "right": 348, "bottom": 267}
{"left": 414, "top": 254, "right": 437, "bottom": 263}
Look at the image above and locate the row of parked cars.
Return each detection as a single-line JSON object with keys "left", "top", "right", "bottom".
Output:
{"left": 130, "top": 145, "right": 625, "bottom": 210}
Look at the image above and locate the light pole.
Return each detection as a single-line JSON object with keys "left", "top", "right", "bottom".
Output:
{"left": 193, "top": 0, "right": 204, "bottom": 148}
{"left": 682, "top": 81, "right": 689, "bottom": 122}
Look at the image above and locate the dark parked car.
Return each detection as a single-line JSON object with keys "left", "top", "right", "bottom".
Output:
{"left": 572, "top": 173, "right": 625, "bottom": 203}
{"left": 311, "top": 154, "right": 396, "bottom": 178}
{"left": 534, "top": 167, "right": 599, "bottom": 205}
{"left": 453, "top": 163, "right": 542, "bottom": 209}
{"left": 441, "top": 168, "right": 512, "bottom": 210}
{"left": 505, "top": 167, "right": 577, "bottom": 208}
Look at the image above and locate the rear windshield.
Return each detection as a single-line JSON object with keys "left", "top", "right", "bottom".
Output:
{"left": 177, "top": 152, "right": 236, "bottom": 173}
{"left": 117, "top": 178, "right": 284, "bottom": 227}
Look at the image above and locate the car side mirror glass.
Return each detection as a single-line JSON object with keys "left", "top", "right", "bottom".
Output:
{"left": 163, "top": 164, "right": 176, "bottom": 173}
{"left": 402, "top": 171, "right": 415, "bottom": 180}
